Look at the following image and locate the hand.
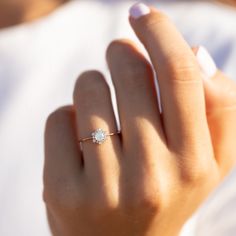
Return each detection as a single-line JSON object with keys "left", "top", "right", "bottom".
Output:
{"left": 43, "top": 4, "right": 236, "bottom": 236}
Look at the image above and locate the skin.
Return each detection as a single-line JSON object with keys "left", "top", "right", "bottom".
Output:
{"left": 0, "top": 0, "right": 235, "bottom": 235}
{"left": 0, "top": 0, "right": 68, "bottom": 29}
{"left": 217, "top": 0, "right": 236, "bottom": 6}
{"left": 43, "top": 7, "right": 236, "bottom": 236}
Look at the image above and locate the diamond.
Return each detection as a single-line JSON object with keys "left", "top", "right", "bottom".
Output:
{"left": 92, "top": 129, "right": 107, "bottom": 144}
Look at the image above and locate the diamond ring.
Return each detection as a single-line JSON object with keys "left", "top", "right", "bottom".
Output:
{"left": 79, "top": 128, "right": 120, "bottom": 145}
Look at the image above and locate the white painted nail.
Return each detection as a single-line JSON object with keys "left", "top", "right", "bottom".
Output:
{"left": 196, "top": 46, "right": 217, "bottom": 78}
{"left": 129, "top": 2, "right": 151, "bottom": 19}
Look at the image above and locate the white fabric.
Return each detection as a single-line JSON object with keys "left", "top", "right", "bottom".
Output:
{"left": 0, "top": 1, "right": 236, "bottom": 235}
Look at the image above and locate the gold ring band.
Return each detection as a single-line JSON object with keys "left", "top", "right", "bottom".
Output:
{"left": 79, "top": 128, "right": 120, "bottom": 145}
{"left": 79, "top": 132, "right": 118, "bottom": 142}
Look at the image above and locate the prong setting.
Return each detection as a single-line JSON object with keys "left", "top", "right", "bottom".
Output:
{"left": 92, "top": 129, "right": 107, "bottom": 144}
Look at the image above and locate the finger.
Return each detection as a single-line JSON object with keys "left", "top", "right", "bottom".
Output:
{"left": 106, "top": 40, "right": 171, "bottom": 208}
{"left": 205, "top": 72, "right": 236, "bottom": 176}
{"left": 193, "top": 46, "right": 235, "bottom": 113}
{"left": 129, "top": 3, "right": 212, "bottom": 160}
{"left": 73, "top": 71, "right": 120, "bottom": 202}
{"left": 195, "top": 46, "right": 236, "bottom": 175}
{"left": 44, "top": 106, "right": 82, "bottom": 202}
{"left": 106, "top": 39, "right": 166, "bottom": 156}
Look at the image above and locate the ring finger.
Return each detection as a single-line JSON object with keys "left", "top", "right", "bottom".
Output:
{"left": 73, "top": 71, "right": 121, "bottom": 202}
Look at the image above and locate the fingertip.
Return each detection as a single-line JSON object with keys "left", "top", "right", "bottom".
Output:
{"left": 196, "top": 46, "right": 217, "bottom": 79}
{"left": 129, "top": 2, "right": 151, "bottom": 20}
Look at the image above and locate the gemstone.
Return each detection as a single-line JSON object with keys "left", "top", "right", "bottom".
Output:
{"left": 92, "top": 129, "right": 107, "bottom": 144}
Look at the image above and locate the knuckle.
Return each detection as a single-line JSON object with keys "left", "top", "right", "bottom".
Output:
{"left": 45, "top": 106, "right": 73, "bottom": 135}
{"left": 180, "top": 161, "right": 213, "bottom": 185}
{"left": 78, "top": 191, "right": 119, "bottom": 220}
{"left": 122, "top": 192, "right": 160, "bottom": 215}
{"left": 138, "top": 194, "right": 160, "bottom": 212}
{"left": 74, "top": 70, "right": 109, "bottom": 100}
{"left": 46, "top": 106, "right": 72, "bottom": 126}
{"left": 107, "top": 39, "right": 152, "bottom": 74}
{"left": 107, "top": 40, "right": 153, "bottom": 91}
{"left": 95, "top": 188, "right": 119, "bottom": 210}
{"left": 164, "top": 55, "right": 200, "bottom": 83}
{"left": 91, "top": 198, "right": 118, "bottom": 218}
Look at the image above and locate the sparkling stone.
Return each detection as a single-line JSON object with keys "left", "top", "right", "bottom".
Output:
{"left": 92, "top": 129, "right": 107, "bottom": 144}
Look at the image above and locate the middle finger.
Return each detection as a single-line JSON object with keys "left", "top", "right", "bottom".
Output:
{"left": 106, "top": 39, "right": 166, "bottom": 156}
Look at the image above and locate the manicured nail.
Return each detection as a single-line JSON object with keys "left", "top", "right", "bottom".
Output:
{"left": 196, "top": 46, "right": 217, "bottom": 78}
{"left": 129, "top": 2, "right": 151, "bottom": 19}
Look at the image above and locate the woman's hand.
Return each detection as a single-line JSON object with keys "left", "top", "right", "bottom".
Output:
{"left": 43, "top": 3, "right": 236, "bottom": 236}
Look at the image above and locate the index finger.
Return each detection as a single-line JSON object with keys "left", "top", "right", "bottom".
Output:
{"left": 129, "top": 3, "right": 212, "bottom": 155}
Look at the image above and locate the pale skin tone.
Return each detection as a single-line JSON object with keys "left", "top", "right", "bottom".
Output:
{"left": 43, "top": 5, "right": 236, "bottom": 236}
{"left": 1, "top": 1, "right": 236, "bottom": 235}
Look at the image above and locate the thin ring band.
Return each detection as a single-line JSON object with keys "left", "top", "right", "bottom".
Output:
{"left": 80, "top": 132, "right": 118, "bottom": 142}
{"left": 79, "top": 128, "right": 120, "bottom": 145}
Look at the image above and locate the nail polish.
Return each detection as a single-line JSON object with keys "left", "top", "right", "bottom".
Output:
{"left": 196, "top": 46, "right": 217, "bottom": 78}
{"left": 129, "top": 2, "right": 151, "bottom": 19}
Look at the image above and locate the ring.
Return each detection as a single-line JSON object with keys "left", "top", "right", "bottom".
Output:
{"left": 79, "top": 128, "right": 120, "bottom": 145}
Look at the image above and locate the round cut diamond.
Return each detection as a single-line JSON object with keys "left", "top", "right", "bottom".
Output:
{"left": 92, "top": 129, "right": 107, "bottom": 144}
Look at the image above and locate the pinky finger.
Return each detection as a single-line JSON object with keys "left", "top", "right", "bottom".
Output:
{"left": 195, "top": 46, "right": 236, "bottom": 176}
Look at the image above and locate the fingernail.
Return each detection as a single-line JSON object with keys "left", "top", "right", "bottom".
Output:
{"left": 196, "top": 46, "right": 217, "bottom": 78}
{"left": 129, "top": 2, "right": 151, "bottom": 19}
